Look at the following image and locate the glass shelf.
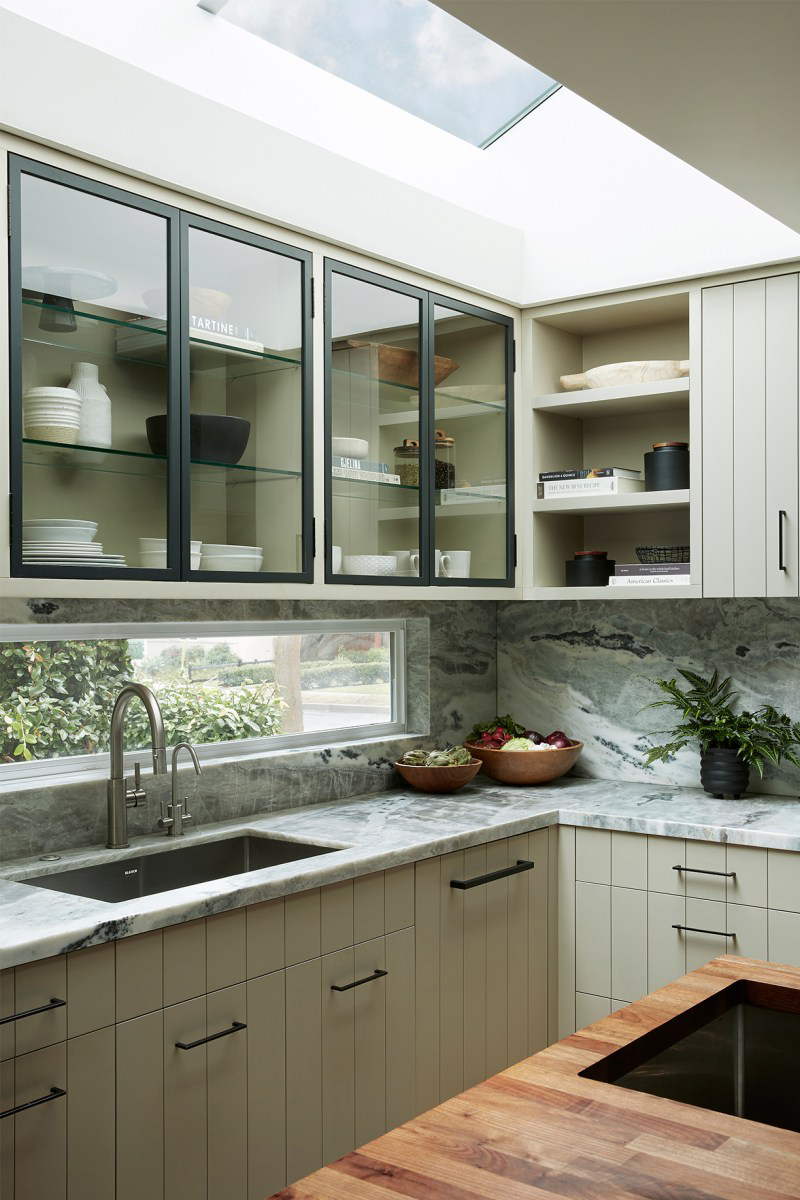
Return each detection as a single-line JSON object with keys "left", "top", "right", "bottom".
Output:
{"left": 331, "top": 475, "right": 419, "bottom": 496}
{"left": 23, "top": 332, "right": 167, "bottom": 372}
{"left": 22, "top": 439, "right": 300, "bottom": 483}
{"left": 22, "top": 297, "right": 168, "bottom": 335}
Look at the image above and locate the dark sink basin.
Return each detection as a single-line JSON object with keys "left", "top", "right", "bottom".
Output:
{"left": 580, "top": 978, "right": 800, "bottom": 1133}
{"left": 24, "top": 835, "right": 337, "bottom": 903}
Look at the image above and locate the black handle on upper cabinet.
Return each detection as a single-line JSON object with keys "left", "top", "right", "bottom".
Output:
{"left": 331, "top": 969, "right": 388, "bottom": 992}
{"left": 672, "top": 924, "right": 735, "bottom": 938}
{"left": 672, "top": 865, "right": 736, "bottom": 879}
{"left": 0, "top": 1087, "right": 66, "bottom": 1120}
{"left": 175, "top": 1021, "right": 246, "bottom": 1050}
{"left": 450, "top": 860, "right": 534, "bottom": 890}
{"left": 779, "top": 509, "right": 788, "bottom": 572}
{"left": 0, "top": 997, "right": 66, "bottom": 1025}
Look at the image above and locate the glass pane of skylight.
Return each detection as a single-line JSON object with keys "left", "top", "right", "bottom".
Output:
{"left": 218, "top": 0, "right": 558, "bottom": 147}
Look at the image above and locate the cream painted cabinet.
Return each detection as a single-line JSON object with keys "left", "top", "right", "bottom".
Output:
{"left": 560, "top": 827, "right": 800, "bottom": 1035}
{"left": 415, "top": 829, "right": 550, "bottom": 1109}
{"left": 702, "top": 273, "right": 800, "bottom": 597}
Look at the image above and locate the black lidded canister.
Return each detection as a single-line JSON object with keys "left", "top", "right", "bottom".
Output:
{"left": 565, "top": 549, "right": 614, "bottom": 587}
{"left": 644, "top": 441, "right": 690, "bottom": 491}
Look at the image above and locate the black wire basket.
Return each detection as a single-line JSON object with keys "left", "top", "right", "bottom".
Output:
{"left": 635, "top": 545, "right": 690, "bottom": 564}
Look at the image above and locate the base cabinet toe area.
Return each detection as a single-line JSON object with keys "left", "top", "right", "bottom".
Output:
{"left": 559, "top": 827, "right": 800, "bottom": 1037}
{"left": 0, "top": 835, "right": 552, "bottom": 1198}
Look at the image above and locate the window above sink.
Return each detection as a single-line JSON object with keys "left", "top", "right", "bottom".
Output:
{"left": 0, "top": 618, "right": 407, "bottom": 786}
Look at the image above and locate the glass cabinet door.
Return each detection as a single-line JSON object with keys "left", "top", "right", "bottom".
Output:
{"left": 431, "top": 298, "right": 513, "bottom": 585}
{"left": 10, "top": 157, "right": 180, "bottom": 577}
{"left": 326, "top": 264, "right": 429, "bottom": 583}
{"left": 184, "top": 216, "right": 311, "bottom": 579}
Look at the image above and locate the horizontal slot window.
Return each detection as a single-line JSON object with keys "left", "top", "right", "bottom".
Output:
{"left": 0, "top": 619, "right": 406, "bottom": 783}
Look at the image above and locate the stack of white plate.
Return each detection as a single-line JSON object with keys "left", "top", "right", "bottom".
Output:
{"left": 22, "top": 519, "right": 127, "bottom": 567}
{"left": 23, "top": 387, "right": 82, "bottom": 445}
{"left": 139, "top": 538, "right": 201, "bottom": 570}
{"left": 199, "top": 542, "right": 263, "bottom": 572}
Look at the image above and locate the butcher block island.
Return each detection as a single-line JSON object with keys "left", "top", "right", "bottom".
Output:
{"left": 275, "top": 955, "right": 800, "bottom": 1200}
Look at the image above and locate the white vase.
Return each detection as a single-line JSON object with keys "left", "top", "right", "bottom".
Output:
{"left": 68, "top": 362, "right": 112, "bottom": 448}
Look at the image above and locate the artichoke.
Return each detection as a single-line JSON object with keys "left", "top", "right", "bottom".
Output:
{"left": 401, "top": 749, "right": 430, "bottom": 765}
{"left": 401, "top": 746, "right": 473, "bottom": 767}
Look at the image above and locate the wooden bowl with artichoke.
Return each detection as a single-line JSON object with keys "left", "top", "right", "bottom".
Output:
{"left": 395, "top": 746, "right": 482, "bottom": 793}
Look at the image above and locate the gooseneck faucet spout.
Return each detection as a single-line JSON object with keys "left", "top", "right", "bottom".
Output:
{"left": 107, "top": 683, "right": 167, "bottom": 849}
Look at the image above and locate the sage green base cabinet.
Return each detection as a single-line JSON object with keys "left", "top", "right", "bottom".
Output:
{"left": 414, "top": 828, "right": 551, "bottom": 1110}
{"left": 558, "top": 827, "right": 800, "bottom": 1035}
{"left": 1, "top": 835, "right": 552, "bottom": 1197}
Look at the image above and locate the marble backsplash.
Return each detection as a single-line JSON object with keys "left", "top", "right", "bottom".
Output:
{"left": 497, "top": 597, "right": 800, "bottom": 798}
{"left": 0, "top": 597, "right": 498, "bottom": 861}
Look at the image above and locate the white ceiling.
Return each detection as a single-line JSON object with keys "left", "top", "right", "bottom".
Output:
{"left": 434, "top": 0, "right": 800, "bottom": 234}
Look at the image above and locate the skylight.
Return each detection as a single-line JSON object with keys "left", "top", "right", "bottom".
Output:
{"left": 214, "top": 0, "right": 559, "bottom": 147}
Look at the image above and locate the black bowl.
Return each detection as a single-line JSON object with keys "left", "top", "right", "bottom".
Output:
{"left": 146, "top": 414, "right": 251, "bottom": 465}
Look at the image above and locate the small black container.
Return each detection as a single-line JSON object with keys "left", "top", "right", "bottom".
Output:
{"left": 146, "top": 413, "right": 251, "bottom": 465}
{"left": 644, "top": 441, "right": 690, "bottom": 491}
{"left": 565, "top": 549, "right": 615, "bottom": 587}
{"left": 700, "top": 745, "right": 750, "bottom": 798}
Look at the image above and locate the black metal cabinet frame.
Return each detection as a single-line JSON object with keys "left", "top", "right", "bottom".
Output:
{"left": 8, "top": 154, "right": 314, "bottom": 583}
{"left": 323, "top": 258, "right": 515, "bottom": 587}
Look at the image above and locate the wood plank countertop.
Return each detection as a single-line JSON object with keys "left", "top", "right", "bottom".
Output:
{"left": 273, "top": 956, "right": 800, "bottom": 1199}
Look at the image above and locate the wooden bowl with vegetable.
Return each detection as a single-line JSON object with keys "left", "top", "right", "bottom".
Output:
{"left": 465, "top": 717, "right": 582, "bottom": 785}
{"left": 395, "top": 747, "right": 482, "bottom": 793}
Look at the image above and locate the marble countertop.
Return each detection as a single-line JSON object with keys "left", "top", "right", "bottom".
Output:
{"left": 2, "top": 775, "right": 799, "bottom": 969}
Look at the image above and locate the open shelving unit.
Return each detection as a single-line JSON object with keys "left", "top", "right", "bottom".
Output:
{"left": 523, "top": 287, "right": 701, "bottom": 598}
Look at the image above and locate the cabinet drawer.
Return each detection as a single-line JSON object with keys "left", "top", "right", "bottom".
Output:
{"left": 768, "top": 909, "right": 800, "bottom": 967}
{"left": 575, "top": 882, "right": 610, "bottom": 997}
{"left": 768, "top": 849, "right": 800, "bottom": 913}
{"left": 647, "top": 892, "right": 685, "bottom": 991}
{"left": 647, "top": 836, "right": 685, "bottom": 895}
{"left": 575, "top": 828, "right": 611, "bottom": 885}
{"left": 684, "top": 898, "right": 729, "bottom": 972}
{"left": 683, "top": 841, "right": 728, "bottom": 900}
{"left": 727, "top": 845, "right": 768, "bottom": 908}
{"left": 611, "top": 833, "right": 647, "bottom": 890}
{"left": 611, "top": 886, "right": 647, "bottom": 1002}
{"left": 0, "top": 969, "right": 14, "bottom": 1062}
{"left": 728, "top": 903, "right": 768, "bottom": 960}
{"left": 11, "top": 957, "right": 67, "bottom": 1055}
{"left": 66, "top": 942, "right": 115, "bottom": 1038}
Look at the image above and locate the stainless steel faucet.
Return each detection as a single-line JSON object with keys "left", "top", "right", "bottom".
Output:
{"left": 107, "top": 683, "right": 168, "bottom": 849}
{"left": 158, "top": 742, "right": 201, "bottom": 837}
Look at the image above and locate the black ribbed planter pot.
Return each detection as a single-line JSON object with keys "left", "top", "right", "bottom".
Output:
{"left": 700, "top": 746, "right": 750, "bottom": 798}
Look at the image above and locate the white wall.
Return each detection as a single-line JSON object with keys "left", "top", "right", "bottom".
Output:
{"left": 488, "top": 88, "right": 800, "bottom": 304}
{"left": 2, "top": 0, "right": 800, "bottom": 305}
{"left": 0, "top": 3, "right": 523, "bottom": 302}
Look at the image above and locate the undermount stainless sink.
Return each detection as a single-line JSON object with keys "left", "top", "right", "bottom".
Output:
{"left": 23, "top": 835, "right": 338, "bottom": 904}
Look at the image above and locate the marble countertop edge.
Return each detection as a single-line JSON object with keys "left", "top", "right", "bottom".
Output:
{"left": 2, "top": 775, "right": 799, "bottom": 969}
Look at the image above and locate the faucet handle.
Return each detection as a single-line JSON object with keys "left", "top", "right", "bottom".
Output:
{"left": 126, "top": 761, "right": 147, "bottom": 809}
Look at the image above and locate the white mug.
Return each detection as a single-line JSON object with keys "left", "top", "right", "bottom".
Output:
{"left": 388, "top": 550, "right": 412, "bottom": 576}
{"left": 332, "top": 545, "right": 342, "bottom": 573}
{"left": 440, "top": 550, "right": 471, "bottom": 578}
{"left": 410, "top": 549, "right": 442, "bottom": 577}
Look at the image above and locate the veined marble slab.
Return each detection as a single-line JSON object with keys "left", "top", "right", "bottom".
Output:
{"left": 1, "top": 775, "right": 799, "bottom": 969}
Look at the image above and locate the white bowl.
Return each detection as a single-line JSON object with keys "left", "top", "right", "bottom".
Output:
{"left": 23, "top": 519, "right": 98, "bottom": 543}
{"left": 331, "top": 437, "right": 369, "bottom": 459}
{"left": 200, "top": 554, "right": 263, "bottom": 572}
{"left": 200, "top": 542, "right": 262, "bottom": 556}
{"left": 342, "top": 555, "right": 397, "bottom": 576}
{"left": 139, "top": 552, "right": 167, "bottom": 569}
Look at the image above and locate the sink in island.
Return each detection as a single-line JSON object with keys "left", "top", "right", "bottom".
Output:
{"left": 275, "top": 954, "right": 800, "bottom": 1200}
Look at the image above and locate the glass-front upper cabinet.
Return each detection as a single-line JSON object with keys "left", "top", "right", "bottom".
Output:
{"left": 183, "top": 216, "right": 311, "bottom": 579}
{"left": 431, "top": 297, "right": 513, "bottom": 584}
{"left": 325, "top": 261, "right": 513, "bottom": 586}
{"left": 10, "top": 156, "right": 180, "bottom": 578}
{"left": 9, "top": 157, "right": 312, "bottom": 581}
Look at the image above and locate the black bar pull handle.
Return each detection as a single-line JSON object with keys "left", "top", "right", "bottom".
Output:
{"left": 450, "top": 859, "right": 534, "bottom": 890}
{"left": 672, "top": 865, "right": 736, "bottom": 879}
{"left": 0, "top": 997, "right": 66, "bottom": 1025}
{"left": 1, "top": 1086, "right": 66, "bottom": 1120}
{"left": 779, "top": 509, "right": 788, "bottom": 572}
{"left": 331, "top": 969, "right": 388, "bottom": 993}
{"left": 672, "top": 924, "right": 735, "bottom": 938}
{"left": 175, "top": 1021, "right": 246, "bottom": 1050}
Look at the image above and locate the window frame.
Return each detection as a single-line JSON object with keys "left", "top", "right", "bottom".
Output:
{"left": 0, "top": 619, "right": 407, "bottom": 787}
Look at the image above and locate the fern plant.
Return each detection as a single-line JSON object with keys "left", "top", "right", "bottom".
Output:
{"left": 643, "top": 668, "right": 800, "bottom": 776}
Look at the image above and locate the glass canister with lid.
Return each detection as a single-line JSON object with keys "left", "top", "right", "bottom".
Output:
{"left": 393, "top": 430, "right": 457, "bottom": 489}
